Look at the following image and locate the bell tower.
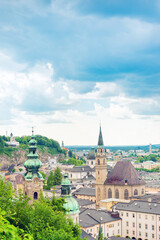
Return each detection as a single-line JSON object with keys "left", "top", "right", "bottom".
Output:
{"left": 95, "top": 125, "right": 107, "bottom": 206}
{"left": 23, "top": 128, "right": 43, "bottom": 203}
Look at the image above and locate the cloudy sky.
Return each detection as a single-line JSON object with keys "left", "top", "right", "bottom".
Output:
{"left": 0, "top": 0, "right": 160, "bottom": 146}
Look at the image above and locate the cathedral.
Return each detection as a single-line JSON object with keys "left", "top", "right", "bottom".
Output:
{"left": 95, "top": 126, "right": 146, "bottom": 207}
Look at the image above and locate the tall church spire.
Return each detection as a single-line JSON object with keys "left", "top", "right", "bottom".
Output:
{"left": 98, "top": 124, "right": 104, "bottom": 146}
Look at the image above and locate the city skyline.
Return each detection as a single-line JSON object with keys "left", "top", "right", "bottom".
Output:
{"left": 0, "top": 0, "right": 160, "bottom": 145}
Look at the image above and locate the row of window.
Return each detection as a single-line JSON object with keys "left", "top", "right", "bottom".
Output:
{"left": 126, "top": 230, "right": 156, "bottom": 239}
{"left": 122, "top": 212, "right": 160, "bottom": 221}
{"left": 126, "top": 222, "right": 158, "bottom": 230}
{"left": 98, "top": 188, "right": 145, "bottom": 200}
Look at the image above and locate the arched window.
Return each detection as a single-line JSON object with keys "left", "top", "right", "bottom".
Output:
{"left": 98, "top": 171, "right": 100, "bottom": 175}
{"left": 103, "top": 159, "right": 105, "bottom": 165}
{"left": 124, "top": 189, "right": 129, "bottom": 200}
{"left": 98, "top": 159, "right": 100, "bottom": 165}
{"left": 91, "top": 161, "right": 93, "bottom": 165}
{"left": 34, "top": 192, "right": 38, "bottom": 200}
{"left": 108, "top": 188, "right": 112, "bottom": 198}
{"left": 141, "top": 188, "right": 144, "bottom": 194}
{"left": 134, "top": 189, "right": 138, "bottom": 195}
{"left": 115, "top": 189, "right": 119, "bottom": 199}
{"left": 97, "top": 187, "right": 101, "bottom": 201}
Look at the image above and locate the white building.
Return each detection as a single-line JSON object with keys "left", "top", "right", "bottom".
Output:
{"left": 113, "top": 200, "right": 160, "bottom": 240}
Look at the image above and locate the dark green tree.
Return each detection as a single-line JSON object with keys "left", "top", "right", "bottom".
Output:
{"left": 53, "top": 167, "right": 62, "bottom": 185}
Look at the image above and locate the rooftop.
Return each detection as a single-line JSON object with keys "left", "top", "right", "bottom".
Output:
{"left": 105, "top": 161, "right": 145, "bottom": 186}
{"left": 73, "top": 187, "right": 95, "bottom": 196}
{"left": 114, "top": 200, "right": 160, "bottom": 215}
{"left": 79, "top": 208, "right": 121, "bottom": 228}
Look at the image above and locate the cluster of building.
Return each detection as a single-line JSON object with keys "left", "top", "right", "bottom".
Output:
{"left": 1, "top": 126, "right": 160, "bottom": 240}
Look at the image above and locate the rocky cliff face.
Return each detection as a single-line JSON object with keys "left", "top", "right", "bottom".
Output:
{"left": 0, "top": 148, "right": 52, "bottom": 169}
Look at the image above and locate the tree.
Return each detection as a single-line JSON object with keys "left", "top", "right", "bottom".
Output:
{"left": 68, "top": 150, "right": 73, "bottom": 158}
{"left": 53, "top": 167, "right": 62, "bottom": 185}
{"left": 47, "top": 171, "right": 54, "bottom": 189}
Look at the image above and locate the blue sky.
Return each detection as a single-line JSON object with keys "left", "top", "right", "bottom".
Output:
{"left": 0, "top": 0, "right": 160, "bottom": 145}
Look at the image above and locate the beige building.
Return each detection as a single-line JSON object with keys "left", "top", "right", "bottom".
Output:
{"left": 79, "top": 208, "right": 121, "bottom": 239}
{"left": 95, "top": 126, "right": 146, "bottom": 207}
{"left": 113, "top": 200, "right": 160, "bottom": 240}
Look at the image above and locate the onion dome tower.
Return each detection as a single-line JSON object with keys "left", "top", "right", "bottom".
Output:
{"left": 61, "top": 174, "right": 79, "bottom": 224}
{"left": 24, "top": 128, "right": 43, "bottom": 202}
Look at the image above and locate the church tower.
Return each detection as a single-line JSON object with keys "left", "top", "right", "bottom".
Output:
{"left": 24, "top": 128, "right": 43, "bottom": 203}
{"left": 61, "top": 174, "right": 79, "bottom": 224}
{"left": 95, "top": 125, "right": 107, "bottom": 206}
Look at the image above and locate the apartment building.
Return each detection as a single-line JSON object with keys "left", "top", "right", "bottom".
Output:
{"left": 79, "top": 208, "right": 121, "bottom": 239}
{"left": 113, "top": 200, "right": 160, "bottom": 240}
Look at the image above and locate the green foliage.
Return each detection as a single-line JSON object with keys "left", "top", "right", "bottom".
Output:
{"left": 136, "top": 167, "right": 160, "bottom": 172}
{"left": 46, "top": 168, "right": 62, "bottom": 189}
{"left": 53, "top": 167, "right": 62, "bottom": 185}
{"left": 0, "top": 177, "right": 82, "bottom": 240}
{"left": 136, "top": 154, "right": 160, "bottom": 163}
{"left": 62, "top": 158, "right": 84, "bottom": 166}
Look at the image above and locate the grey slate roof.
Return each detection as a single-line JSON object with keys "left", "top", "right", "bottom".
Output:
{"left": 114, "top": 200, "right": 160, "bottom": 215}
{"left": 69, "top": 165, "right": 93, "bottom": 173}
{"left": 75, "top": 198, "right": 96, "bottom": 207}
{"left": 105, "top": 161, "right": 145, "bottom": 186}
{"left": 73, "top": 187, "right": 95, "bottom": 196}
{"left": 80, "top": 230, "right": 96, "bottom": 240}
{"left": 79, "top": 208, "right": 121, "bottom": 228}
{"left": 82, "top": 174, "right": 95, "bottom": 181}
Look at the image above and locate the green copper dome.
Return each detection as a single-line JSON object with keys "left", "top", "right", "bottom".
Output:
{"left": 24, "top": 129, "right": 43, "bottom": 181}
{"left": 61, "top": 174, "right": 79, "bottom": 214}
{"left": 63, "top": 196, "right": 79, "bottom": 214}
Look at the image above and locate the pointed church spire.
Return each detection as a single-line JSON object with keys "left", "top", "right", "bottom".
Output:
{"left": 98, "top": 124, "right": 104, "bottom": 146}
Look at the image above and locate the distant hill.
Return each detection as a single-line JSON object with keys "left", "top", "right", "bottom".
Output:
{"left": 0, "top": 135, "right": 64, "bottom": 168}
{"left": 67, "top": 144, "right": 160, "bottom": 152}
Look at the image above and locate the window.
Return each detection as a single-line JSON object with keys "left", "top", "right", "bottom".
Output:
{"left": 133, "top": 213, "right": 135, "bottom": 218}
{"left": 118, "top": 223, "right": 119, "bottom": 226}
{"left": 103, "top": 159, "right": 105, "bottom": 165}
{"left": 145, "top": 232, "right": 148, "bottom": 237}
{"left": 70, "top": 174, "right": 72, "bottom": 178}
{"left": 121, "top": 212, "right": 123, "bottom": 217}
{"left": 159, "top": 217, "right": 160, "bottom": 221}
{"left": 126, "top": 213, "right": 128, "bottom": 217}
{"left": 115, "top": 189, "right": 119, "bottom": 199}
{"left": 152, "top": 216, "right": 154, "bottom": 221}
{"left": 90, "top": 229, "right": 92, "bottom": 232}
{"left": 142, "top": 188, "right": 144, "bottom": 194}
{"left": 126, "top": 221, "right": 129, "bottom": 227}
{"left": 118, "top": 229, "right": 120, "bottom": 234}
{"left": 87, "top": 229, "right": 89, "bottom": 233}
{"left": 152, "top": 225, "right": 154, "bottom": 230}
{"left": 159, "top": 235, "right": 160, "bottom": 240}
{"left": 133, "top": 222, "right": 135, "bottom": 228}
{"left": 159, "top": 226, "right": 160, "bottom": 231}
{"left": 139, "top": 223, "right": 141, "bottom": 228}
{"left": 145, "top": 224, "right": 148, "bottom": 229}
{"left": 91, "top": 161, "right": 93, "bottom": 165}
{"left": 134, "top": 189, "right": 138, "bottom": 195}
{"left": 98, "top": 159, "right": 100, "bottom": 165}
{"left": 139, "top": 231, "right": 141, "bottom": 236}
{"left": 108, "top": 188, "right": 112, "bottom": 198}
{"left": 126, "top": 230, "right": 129, "bottom": 234}
{"left": 145, "top": 215, "right": 148, "bottom": 220}
{"left": 124, "top": 189, "right": 129, "bottom": 200}
{"left": 152, "top": 234, "right": 154, "bottom": 238}
{"left": 139, "top": 214, "right": 141, "bottom": 219}
{"left": 133, "top": 231, "right": 135, "bottom": 235}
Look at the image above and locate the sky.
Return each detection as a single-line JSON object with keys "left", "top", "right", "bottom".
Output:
{"left": 0, "top": 0, "right": 160, "bottom": 146}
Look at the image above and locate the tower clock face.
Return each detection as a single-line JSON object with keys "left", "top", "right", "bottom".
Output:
{"left": 34, "top": 180, "right": 37, "bottom": 184}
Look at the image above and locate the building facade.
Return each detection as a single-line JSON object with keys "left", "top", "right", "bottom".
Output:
{"left": 113, "top": 200, "right": 160, "bottom": 240}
